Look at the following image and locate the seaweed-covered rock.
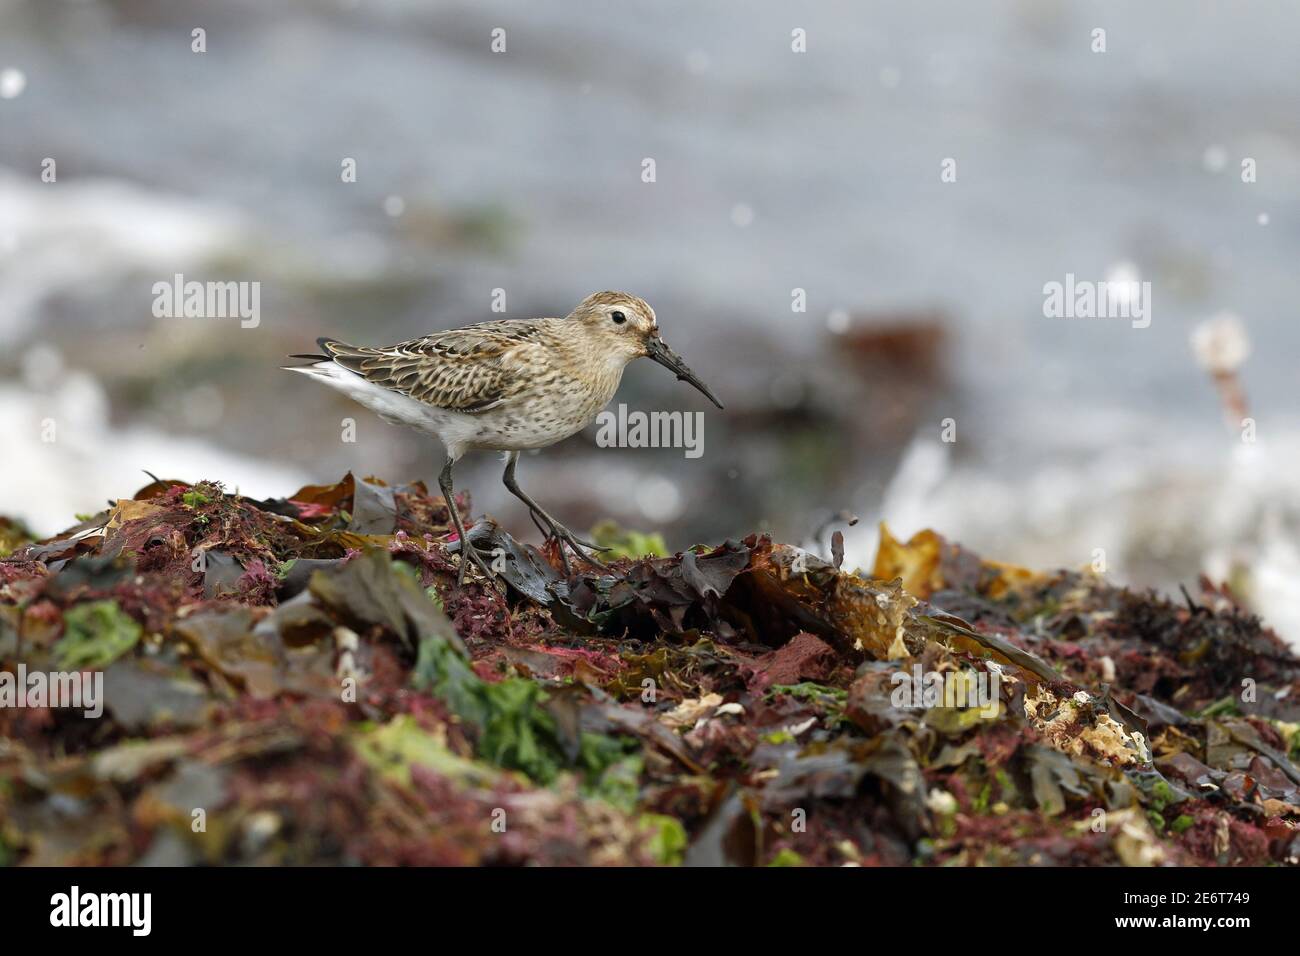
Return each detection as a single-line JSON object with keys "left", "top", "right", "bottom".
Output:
{"left": 1, "top": 477, "right": 1298, "bottom": 867}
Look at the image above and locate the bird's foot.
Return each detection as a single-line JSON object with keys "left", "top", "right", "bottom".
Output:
{"left": 526, "top": 508, "right": 605, "bottom": 552}
{"left": 538, "top": 520, "right": 609, "bottom": 572}
{"left": 455, "top": 537, "right": 498, "bottom": 587}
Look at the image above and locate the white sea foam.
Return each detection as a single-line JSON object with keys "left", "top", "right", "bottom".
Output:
{"left": 844, "top": 428, "right": 1300, "bottom": 650}
{"left": 0, "top": 368, "right": 307, "bottom": 537}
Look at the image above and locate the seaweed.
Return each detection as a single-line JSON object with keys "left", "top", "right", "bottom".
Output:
{"left": 1, "top": 478, "right": 1298, "bottom": 866}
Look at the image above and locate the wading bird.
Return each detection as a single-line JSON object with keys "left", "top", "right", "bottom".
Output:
{"left": 285, "top": 291, "right": 723, "bottom": 583}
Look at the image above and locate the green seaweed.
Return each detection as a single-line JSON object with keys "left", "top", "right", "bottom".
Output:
{"left": 52, "top": 600, "right": 142, "bottom": 670}
{"left": 589, "top": 520, "right": 668, "bottom": 559}
{"left": 640, "top": 814, "right": 688, "bottom": 865}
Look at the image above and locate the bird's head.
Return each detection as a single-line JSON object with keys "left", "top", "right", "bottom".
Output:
{"left": 569, "top": 291, "right": 724, "bottom": 409}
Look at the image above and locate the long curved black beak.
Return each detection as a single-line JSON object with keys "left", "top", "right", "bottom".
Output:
{"left": 645, "top": 335, "right": 724, "bottom": 409}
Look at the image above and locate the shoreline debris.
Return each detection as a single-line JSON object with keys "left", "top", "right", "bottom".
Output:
{"left": 1, "top": 475, "right": 1297, "bottom": 866}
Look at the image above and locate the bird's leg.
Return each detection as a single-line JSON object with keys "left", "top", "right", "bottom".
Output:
{"left": 526, "top": 507, "right": 552, "bottom": 541}
{"left": 515, "top": 473, "right": 596, "bottom": 550}
{"left": 543, "top": 520, "right": 573, "bottom": 577}
{"left": 439, "top": 456, "right": 495, "bottom": 586}
{"left": 521, "top": 498, "right": 572, "bottom": 575}
{"left": 502, "top": 453, "right": 608, "bottom": 570}
{"left": 502, "top": 453, "right": 600, "bottom": 548}
{"left": 522, "top": 503, "right": 576, "bottom": 576}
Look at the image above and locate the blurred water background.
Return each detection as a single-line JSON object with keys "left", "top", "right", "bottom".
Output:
{"left": 3, "top": 0, "right": 1299, "bottom": 642}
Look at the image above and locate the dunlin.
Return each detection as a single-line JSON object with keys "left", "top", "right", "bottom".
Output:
{"left": 285, "top": 291, "right": 723, "bottom": 583}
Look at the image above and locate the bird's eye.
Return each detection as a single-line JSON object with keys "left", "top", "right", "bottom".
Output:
{"left": 611, "top": 310, "right": 627, "bottom": 324}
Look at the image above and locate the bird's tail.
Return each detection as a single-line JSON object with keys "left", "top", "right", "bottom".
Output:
{"left": 280, "top": 337, "right": 351, "bottom": 370}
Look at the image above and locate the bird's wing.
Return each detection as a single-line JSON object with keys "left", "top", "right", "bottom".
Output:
{"left": 318, "top": 320, "right": 547, "bottom": 413}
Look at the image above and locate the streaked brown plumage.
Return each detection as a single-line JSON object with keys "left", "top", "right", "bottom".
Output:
{"left": 285, "top": 291, "right": 722, "bottom": 584}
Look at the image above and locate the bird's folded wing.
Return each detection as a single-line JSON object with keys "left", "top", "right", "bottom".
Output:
{"left": 321, "top": 321, "right": 545, "bottom": 413}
